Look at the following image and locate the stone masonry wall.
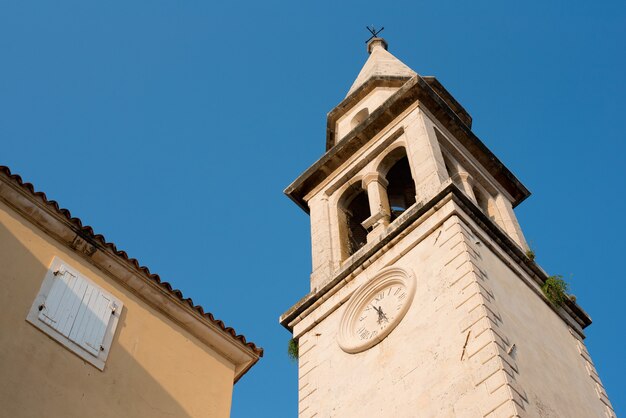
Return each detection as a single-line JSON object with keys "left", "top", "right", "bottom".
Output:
{"left": 294, "top": 204, "right": 612, "bottom": 418}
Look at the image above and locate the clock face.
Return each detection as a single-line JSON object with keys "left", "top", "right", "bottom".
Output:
{"left": 353, "top": 284, "right": 409, "bottom": 343}
{"left": 338, "top": 267, "right": 415, "bottom": 353}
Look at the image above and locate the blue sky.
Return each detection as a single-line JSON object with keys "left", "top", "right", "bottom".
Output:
{"left": 1, "top": 1, "right": 624, "bottom": 416}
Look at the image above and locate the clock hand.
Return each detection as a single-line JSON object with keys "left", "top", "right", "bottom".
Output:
{"left": 372, "top": 305, "right": 387, "bottom": 324}
{"left": 376, "top": 306, "right": 389, "bottom": 323}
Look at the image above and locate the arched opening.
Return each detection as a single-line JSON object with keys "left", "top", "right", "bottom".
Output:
{"left": 379, "top": 148, "right": 416, "bottom": 222}
{"left": 338, "top": 186, "right": 371, "bottom": 259}
{"left": 473, "top": 186, "right": 490, "bottom": 214}
{"left": 442, "top": 152, "right": 457, "bottom": 179}
{"left": 472, "top": 186, "right": 498, "bottom": 222}
{"left": 350, "top": 108, "right": 369, "bottom": 130}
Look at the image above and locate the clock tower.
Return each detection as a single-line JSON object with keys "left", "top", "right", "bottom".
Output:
{"left": 280, "top": 38, "right": 615, "bottom": 418}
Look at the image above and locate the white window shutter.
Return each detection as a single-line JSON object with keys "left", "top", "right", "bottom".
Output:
{"left": 38, "top": 266, "right": 115, "bottom": 357}
{"left": 28, "top": 258, "right": 123, "bottom": 369}
{"left": 38, "top": 269, "right": 88, "bottom": 338}
{"left": 69, "top": 288, "right": 114, "bottom": 356}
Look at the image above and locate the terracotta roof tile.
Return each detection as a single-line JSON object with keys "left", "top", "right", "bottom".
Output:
{"left": 0, "top": 165, "right": 263, "bottom": 357}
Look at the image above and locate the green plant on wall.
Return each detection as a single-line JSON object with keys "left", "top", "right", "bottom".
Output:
{"left": 525, "top": 248, "right": 535, "bottom": 262}
{"left": 287, "top": 338, "right": 299, "bottom": 361}
{"left": 541, "top": 275, "right": 569, "bottom": 306}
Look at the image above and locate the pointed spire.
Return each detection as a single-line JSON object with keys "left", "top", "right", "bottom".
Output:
{"left": 346, "top": 38, "right": 416, "bottom": 97}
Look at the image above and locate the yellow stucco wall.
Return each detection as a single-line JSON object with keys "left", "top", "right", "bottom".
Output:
{"left": 0, "top": 199, "right": 236, "bottom": 418}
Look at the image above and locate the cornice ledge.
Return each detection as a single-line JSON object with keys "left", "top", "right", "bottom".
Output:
{"left": 280, "top": 183, "right": 591, "bottom": 338}
{"left": 286, "top": 75, "right": 530, "bottom": 215}
{"left": 326, "top": 75, "right": 413, "bottom": 150}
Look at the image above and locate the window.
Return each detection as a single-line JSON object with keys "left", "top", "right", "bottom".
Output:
{"left": 338, "top": 186, "right": 371, "bottom": 260}
{"left": 26, "top": 257, "right": 123, "bottom": 370}
{"left": 441, "top": 152, "right": 457, "bottom": 179}
{"left": 472, "top": 186, "right": 499, "bottom": 222}
{"left": 379, "top": 149, "right": 416, "bottom": 222}
{"left": 350, "top": 108, "right": 369, "bottom": 130}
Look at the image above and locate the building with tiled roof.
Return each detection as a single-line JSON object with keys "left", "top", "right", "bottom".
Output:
{"left": 0, "top": 165, "right": 262, "bottom": 417}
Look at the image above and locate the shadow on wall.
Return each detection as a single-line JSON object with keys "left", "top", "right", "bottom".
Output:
{"left": 0, "top": 218, "right": 194, "bottom": 417}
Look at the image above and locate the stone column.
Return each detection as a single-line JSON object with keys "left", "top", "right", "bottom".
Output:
{"left": 404, "top": 110, "right": 449, "bottom": 202}
{"left": 361, "top": 172, "right": 391, "bottom": 241}
{"left": 453, "top": 171, "right": 477, "bottom": 203}
{"left": 495, "top": 194, "right": 529, "bottom": 250}
{"left": 308, "top": 194, "right": 334, "bottom": 291}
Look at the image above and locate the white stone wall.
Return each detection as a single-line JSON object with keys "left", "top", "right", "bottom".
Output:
{"left": 294, "top": 91, "right": 612, "bottom": 417}
{"left": 467, "top": 213, "right": 615, "bottom": 418}
{"left": 298, "top": 203, "right": 475, "bottom": 417}
{"left": 294, "top": 202, "right": 612, "bottom": 417}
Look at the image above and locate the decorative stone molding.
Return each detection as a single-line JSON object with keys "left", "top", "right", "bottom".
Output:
{"left": 282, "top": 184, "right": 591, "bottom": 337}
{"left": 361, "top": 172, "right": 389, "bottom": 189}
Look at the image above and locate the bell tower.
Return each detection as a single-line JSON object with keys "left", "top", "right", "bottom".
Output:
{"left": 280, "top": 38, "right": 615, "bottom": 418}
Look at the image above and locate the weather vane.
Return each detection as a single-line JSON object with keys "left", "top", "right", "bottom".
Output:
{"left": 365, "top": 25, "right": 384, "bottom": 43}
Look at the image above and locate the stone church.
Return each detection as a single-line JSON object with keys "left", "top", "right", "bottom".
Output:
{"left": 280, "top": 38, "right": 616, "bottom": 417}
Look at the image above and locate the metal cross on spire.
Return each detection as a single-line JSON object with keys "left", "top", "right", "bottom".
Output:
{"left": 365, "top": 25, "right": 384, "bottom": 44}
